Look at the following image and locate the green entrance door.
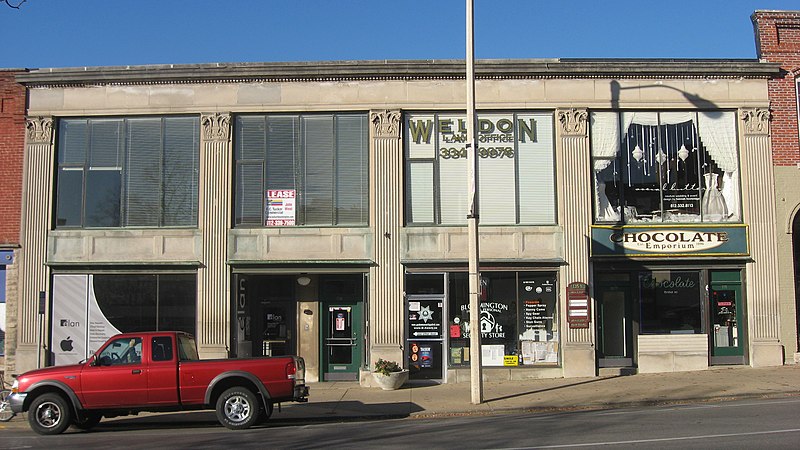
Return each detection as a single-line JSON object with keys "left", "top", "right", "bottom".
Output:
{"left": 320, "top": 276, "right": 364, "bottom": 381}
{"left": 710, "top": 270, "right": 745, "bottom": 364}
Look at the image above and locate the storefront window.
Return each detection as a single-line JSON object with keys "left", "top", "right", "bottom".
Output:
{"left": 234, "top": 113, "right": 369, "bottom": 227}
{"left": 591, "top": 111, "right": 740, "bottom": 224}
{"left": 51, "top": 273, "right": 197, "bottom": 365}
{"left": 405, "top": 112, "right": 555, "bottom": 225}
{"left": 448, "top": 272, "right": 558, "bottom": 366}
{"left": 92, "top": 274, "right": 196, "bottom": 334}
{"left": 639, "top": 270, "right": 701, "bottom": 334}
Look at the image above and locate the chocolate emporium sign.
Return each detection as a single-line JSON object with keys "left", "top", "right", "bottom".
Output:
{"left": 591, "top": 225, "right": 749, "bottom": 257}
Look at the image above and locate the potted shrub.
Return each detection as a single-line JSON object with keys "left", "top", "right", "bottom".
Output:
{"left": 372, "top": 358, "right": 409, "bottom": 390}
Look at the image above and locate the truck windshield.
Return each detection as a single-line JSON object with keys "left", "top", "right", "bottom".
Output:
{"left": 177, "top": 334, "right": 199, "bottom": 361}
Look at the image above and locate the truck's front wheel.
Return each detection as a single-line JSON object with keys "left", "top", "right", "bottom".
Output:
{"left": 28, "top": 393, "right": 73, "bottom": 435}
{"left": 216, "top": 387, "right": 260, "bottom": 430}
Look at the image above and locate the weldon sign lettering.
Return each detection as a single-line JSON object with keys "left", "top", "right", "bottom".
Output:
{"left": 408, "top": 115, "right": 537, "bottom": 160}
{"left": 591, "top": 225, "right": 749, "bottom": 257}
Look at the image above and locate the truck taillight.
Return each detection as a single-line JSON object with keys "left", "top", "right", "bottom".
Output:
{"left": 286, "top": 360, "right": 297, "bottom": 379}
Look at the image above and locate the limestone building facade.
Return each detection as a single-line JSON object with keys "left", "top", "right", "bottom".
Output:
{"left": 8, "top": 58, "right": 787, "bottom": 383}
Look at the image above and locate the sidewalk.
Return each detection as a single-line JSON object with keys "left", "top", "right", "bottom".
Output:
{"left": 2, "top": 365, "right": 798, "bottom": 430}
{"left": 275, "top": 364, "right": 800, "bottom": 420}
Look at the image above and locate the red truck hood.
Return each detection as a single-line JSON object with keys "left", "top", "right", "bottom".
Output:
{"left": 16, "top": 364, "right": 84, "bottom": 388}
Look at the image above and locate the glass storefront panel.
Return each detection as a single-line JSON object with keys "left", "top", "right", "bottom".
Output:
{"left": 591, "top": 111, "right": 740, "bottom": 224}
{"left": 639, "top": 270, "right": 701, "bottom": 334}
{"left": 51, "top": 273, "right": 197, "bottom": 365}
{"left": 446, "top": 271, "right": 558, "bottom": 367}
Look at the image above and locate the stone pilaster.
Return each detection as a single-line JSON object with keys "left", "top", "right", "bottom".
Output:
{"left": 739, "top": 107, "right": 783, "bottom": 366}
{"left": 368, "top": 110, "right": 404, "bottom": 366}
{"left": 14, "top": 117, "right": 55, "bottom": 373}
{"left": 197, "top": 112, "right": 232, "bottom": 358}
{"left": 556, "top": 108, "right": 595, "bottom": 377}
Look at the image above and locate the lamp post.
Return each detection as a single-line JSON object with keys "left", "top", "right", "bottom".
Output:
{"left": 466, "top": 0, "right": 483, "bottom": 405}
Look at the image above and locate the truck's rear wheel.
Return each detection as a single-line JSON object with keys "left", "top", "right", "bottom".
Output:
{"left": 216, "top": 387, "right": 260, "bottom": 430}
{"left": 28, "top": 393, "right": 72, "bottom": 435}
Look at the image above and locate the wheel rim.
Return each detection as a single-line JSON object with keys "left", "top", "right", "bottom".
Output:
{"left": 223, "top": 394, "right": 251, "bottom": 423}
{"left": 35, "top": 401, "right": 63, "bottom": 429}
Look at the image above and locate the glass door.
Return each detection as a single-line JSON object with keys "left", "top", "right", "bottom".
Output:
{"left": 406, "top": 295, "right": 444, "bottom": 380}
{"left": 595, "top": 274, "right": 634, "bottom": 367}
{"left": 320, "top": 275, "right": 364, "bottom": 381}
{"left": 709, "top": 270, "right": 745, "bottom": 364}
{"left": 322, "top": 304, "right": 362, "bottom": 380}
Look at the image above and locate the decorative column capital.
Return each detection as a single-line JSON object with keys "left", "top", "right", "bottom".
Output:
{"left": 370, "top": 110, "right": 402, "bottom": 139}
{"left": 557, "top": 108, "right": 588, "bottom": 137}
{"left": 25, "top": 116, "right": 53, "bottom": 144}
{"left": 201, "top": 112, "right": 231, "bottom": 142}
{"left": 740, "top": 108, "right": 770, "bottom": 135}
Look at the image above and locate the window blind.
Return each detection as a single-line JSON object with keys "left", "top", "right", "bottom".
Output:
{"left": 335, "top": 115, "right": 368, "bottom": 225}
{"left": 302, "top": 116, "right": 335, "bottom": 225}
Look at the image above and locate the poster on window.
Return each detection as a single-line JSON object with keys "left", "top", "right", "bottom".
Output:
{"left": 407, "top": 299, "right": 443, "bottom": 339}
{"left": 264, "top": 189, "right": 296, "bottom": 226}
{"left": 518, "top": 275, "right": 559, "bottom": 364}
{"left": 52, "top": 275, "right": 89, "bottom": 366}
{"left": 52, "top": 274, "right": 121, "bottom": 366}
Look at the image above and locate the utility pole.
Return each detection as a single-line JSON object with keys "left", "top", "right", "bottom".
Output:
{"left": 466, "top": 0, "right": 483, "bottom": 405}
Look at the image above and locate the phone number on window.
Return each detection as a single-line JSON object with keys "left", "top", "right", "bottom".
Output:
{"left": 440, "top": 147, "right": 515, "bottom": 159}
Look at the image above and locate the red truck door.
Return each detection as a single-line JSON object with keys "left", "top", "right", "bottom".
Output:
{"left": 80, "top": 336, "right": 148, "bottom": 408}
{"left": 147, "top": 335, "right": 180, "bottom": 404}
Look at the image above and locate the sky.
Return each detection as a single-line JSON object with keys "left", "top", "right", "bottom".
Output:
{"left": 2, "top": 0, "right": 800, "bottom": 69}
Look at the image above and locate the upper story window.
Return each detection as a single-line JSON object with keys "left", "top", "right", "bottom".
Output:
{"left": 591, "top": 111, "right": 740, "bottom": 224}
{"left": 405, "top": 112, "right": 555, "bottom": 225}
{"left": 55, "top": 116, "right": 200, "bottom": 228}
{"left": 234, "top": 113, "right": 369, "bottom": 227}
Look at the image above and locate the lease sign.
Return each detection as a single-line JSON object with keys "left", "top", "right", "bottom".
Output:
{"left": 265, "top": 190, "right": 296, "bottom": 226}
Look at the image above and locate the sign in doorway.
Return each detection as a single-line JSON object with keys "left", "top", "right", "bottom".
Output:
{"left": 406, "top": 295, "right": 444, "bottom": 380}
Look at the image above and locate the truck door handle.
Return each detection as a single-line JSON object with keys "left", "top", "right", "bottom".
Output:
{"left": 132, "top": 369, "right": 142, "bottom": 375}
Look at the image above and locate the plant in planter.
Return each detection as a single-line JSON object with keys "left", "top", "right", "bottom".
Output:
{"left": 373, "top": 358, "right": 409, "bottom": 390}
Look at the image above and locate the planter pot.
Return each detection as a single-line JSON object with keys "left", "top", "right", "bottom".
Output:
{"left": 373, "top": 370, "right": 409, "bottom": 390}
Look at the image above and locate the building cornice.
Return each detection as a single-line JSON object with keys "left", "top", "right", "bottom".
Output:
{"left": 15, "top": 59, "right": 782, "bottom": 88}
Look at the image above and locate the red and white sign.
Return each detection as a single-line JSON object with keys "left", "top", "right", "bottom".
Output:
{"left": 265, "top": 189, "right": 296, "bottom": 226}
{"left": 567, "top": 282, "right": 591, "bottom": 329}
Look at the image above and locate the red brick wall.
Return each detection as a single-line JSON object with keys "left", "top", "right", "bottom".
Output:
{"left": 0, "top": 71, "right": 26, "bottom": 245}
{"left": 753, "top": 11, "right": 800, "bottom": 166}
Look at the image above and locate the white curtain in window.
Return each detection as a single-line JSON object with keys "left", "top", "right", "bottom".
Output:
{"left": 697, "top": 111, "right": 739, "bottom": 220}
{"left": 590, "top": 112, "right": 620, "bottom": 171}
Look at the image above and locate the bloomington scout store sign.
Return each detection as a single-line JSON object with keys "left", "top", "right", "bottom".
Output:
{"left": 591, "top": 225, "right": 749, "bottom": 257}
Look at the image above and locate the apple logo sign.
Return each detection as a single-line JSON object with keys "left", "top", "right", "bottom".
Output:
{"left": 60, "top": 337, "right": 74, "bottom": 352}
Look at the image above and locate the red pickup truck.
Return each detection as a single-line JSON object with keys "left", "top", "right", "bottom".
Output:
{"left": 9, "top": 331, "right": 309, "bottom": 435}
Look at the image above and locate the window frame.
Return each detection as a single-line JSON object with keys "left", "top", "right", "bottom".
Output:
{"left": 590, "top": 110, "right": 742, "bottom": 225}
{"left": 233, "top": 112, "right": 370, "bottom": 228}
{"left": 404, "top": 111, "right": 557, "bottom": 226}
{"left": 54, "top": 115, "right": 200, "bottom": 229}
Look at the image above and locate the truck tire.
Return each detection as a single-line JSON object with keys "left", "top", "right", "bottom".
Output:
{"left": 216, "top": 387, "right": 260, "bottom": 430}
{"left": 28, "top": 393, "right": 73, "bottom": 435}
